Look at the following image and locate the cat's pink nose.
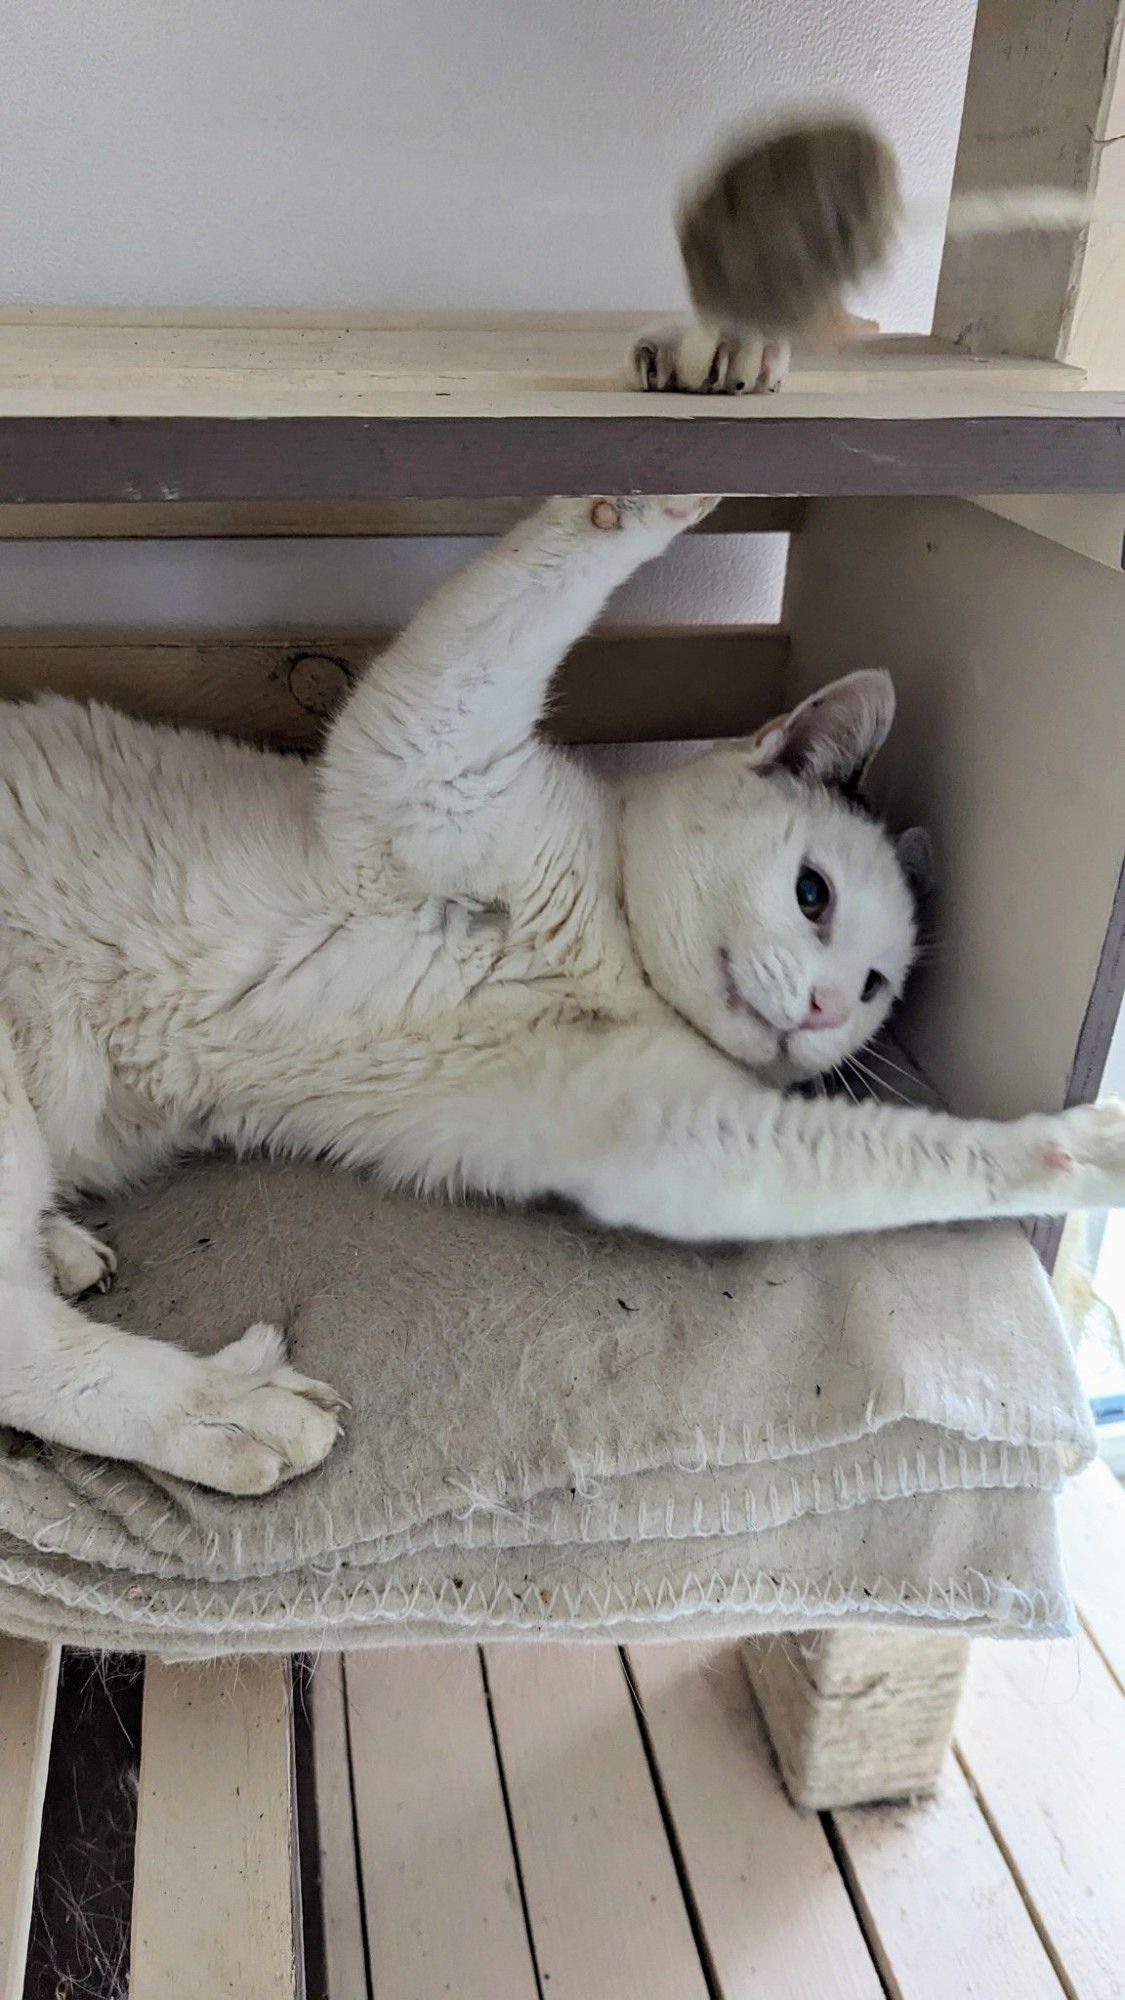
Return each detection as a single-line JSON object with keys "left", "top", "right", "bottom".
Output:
{"left": 800, "top": 987, "right": 850, "bottom": 1033}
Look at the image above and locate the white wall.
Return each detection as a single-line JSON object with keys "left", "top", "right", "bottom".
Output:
{"left": 0, "top": 0, "right": 977, "bottom": 627}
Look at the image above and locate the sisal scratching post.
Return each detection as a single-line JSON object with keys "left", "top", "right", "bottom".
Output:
{"left": 743, "top": 1629, "right": 971, "bottom": 1811}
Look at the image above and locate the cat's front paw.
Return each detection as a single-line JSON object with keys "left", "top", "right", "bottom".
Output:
{"left": 629, "top": 322, "right": 790, "bottom": 395}
{"left": 167, "top": 1323, "right": 344, "bottom": 1494}
{"left": 1042, "top": 1099, "right": 1125, "bottom": 1209}
{"left": 586, "top": 494, "right": 720, "bottom": 533}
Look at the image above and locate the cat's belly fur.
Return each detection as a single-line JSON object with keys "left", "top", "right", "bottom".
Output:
{"left": 0, "top": 698, "right": 611, "bottom": 1194}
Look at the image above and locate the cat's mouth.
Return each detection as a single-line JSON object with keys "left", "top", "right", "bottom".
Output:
{"left": 717, "top": 947, "right": 785, "bottom": 1047}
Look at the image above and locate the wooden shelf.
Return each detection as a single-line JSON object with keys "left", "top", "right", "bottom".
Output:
{"left": 0, "top": 313, "right": 1122, "bottom": 502}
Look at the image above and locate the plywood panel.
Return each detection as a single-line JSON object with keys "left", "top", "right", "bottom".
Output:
{"left": 485, "top": 1646, "right": 709, "bottom": 2000}
{"left": 627, "top": 1644, "right": 883, "bottom": 2000}
{"left": 0, "top": 625, "right": 788, "bottom": 749}
{"left": 130, "top": 1658, "right": 298, "bottom": 2000}
{"left": 956, "top": 1633, "right": 1125, "bottom": 2000}
{"left": 0, "top": 1640, "right": 59, "bottom": 2000}
{"left": 974, "top": 496, "right": 1125, "bottom": 571}
{"left": 346, "top": 1647, "right": 537, "bottom": 2000}
{"left": 833, "top": 1759, "right": 1065, "bottom": 2000}
{"left": 783, "top": 497, "right": 1125, "bottom": 1118}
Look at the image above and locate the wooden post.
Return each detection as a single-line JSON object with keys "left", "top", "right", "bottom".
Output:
{"left": 933, "top": 0, "right": 1125, "bottom": 386}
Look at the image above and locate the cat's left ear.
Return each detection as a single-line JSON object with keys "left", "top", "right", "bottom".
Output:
{"left": 746, "top": 670, "right": 895, "bottom": 789}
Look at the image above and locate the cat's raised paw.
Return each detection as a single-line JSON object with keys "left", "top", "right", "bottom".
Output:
{"left": 168, "top": 1322, "right": 344, "bottom": 1494}
{"left": 629, "top": 322, "right": 791, "bottom": 395}
{"left": 45, "top": 1214, "right": 117, "bottom": 1298}
{"left": 587, "top": 494, "right": 720, "bottom": 533}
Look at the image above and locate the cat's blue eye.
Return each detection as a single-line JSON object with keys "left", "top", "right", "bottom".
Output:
{"left": 862, "top": 969, "right": 887, "bottom": 1003}
{"left": 795, "top": 865, "right": 832, "bottom": 922}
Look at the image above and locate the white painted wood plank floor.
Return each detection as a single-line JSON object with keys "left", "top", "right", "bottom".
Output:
{"left": 312, "top": 1461, "right": 1125, "bottom": 2000}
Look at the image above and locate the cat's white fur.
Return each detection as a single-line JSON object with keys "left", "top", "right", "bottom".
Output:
{"left": 0, "top": 493, "right": 1122, "bottom": 1493}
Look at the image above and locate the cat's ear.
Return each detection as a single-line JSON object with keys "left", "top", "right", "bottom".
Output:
{"left": 746, "top": 670, "right": 895, "bottom": 789}
{"left": 895, "top": 826, "right": 934, "bottom": 900}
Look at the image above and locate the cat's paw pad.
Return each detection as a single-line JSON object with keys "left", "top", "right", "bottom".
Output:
{"left": 176, "top": 1322, "right": 344, "bottom": 1494}
{"left": 45, "top": 1215, "right": 117, "bottom": 1298}
{"left": 629, "top": 322, "right": 790, "bottom": 395}
{"left": 587, "top": 494, "right": 719, "bottom": 533}
{"left": 1051, "top": 1100, "right": 1125, "bottom": 1185}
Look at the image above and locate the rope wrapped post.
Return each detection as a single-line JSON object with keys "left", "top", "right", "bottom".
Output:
{"left": 744, "top": 1630, "right": 970, "bottom": 1810}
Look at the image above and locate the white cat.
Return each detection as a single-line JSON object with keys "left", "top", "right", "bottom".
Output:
{"left": 0, "top": 493, "right": 1121, "bottom": 1494}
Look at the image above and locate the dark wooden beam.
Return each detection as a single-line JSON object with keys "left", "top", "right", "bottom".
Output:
{"left": 2, "top": 412, "right": 1125, "bottom": 505}
{"left": 0, "top": 496, "right": 803, "bottom": 540}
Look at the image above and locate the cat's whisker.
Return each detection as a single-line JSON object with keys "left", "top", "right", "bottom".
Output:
{"left": 845, "top": 1054, "right": 912, "bottom": 1105}
{"left": 856, "top": 1043, "right": 921, "bottom": 1080}
{"left": 843, "top": 1053, "right": 893, "bottom": 1096}
{"left": 859, "top": 1044, "right": 942, "bottom": 1106}
{"left": 840, "top": 1057, "right": 878, "bottom": 1101}
{"left": 834, "top": 1065, "right": 861, "bottom": 1105}
{"left": 860, "top": 1043, "right": 928, "bottom": 1089}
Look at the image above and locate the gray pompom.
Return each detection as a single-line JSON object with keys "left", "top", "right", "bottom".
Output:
{"left": 677, "top": 117, "right": 901, "bottom": 334}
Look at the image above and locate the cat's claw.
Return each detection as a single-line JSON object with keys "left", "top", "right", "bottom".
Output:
{"left": 629, "top": 322, "right": 791, "bottom": 395}
{"left": 45, "top": 1215, "right": 118, "bottom": 1299}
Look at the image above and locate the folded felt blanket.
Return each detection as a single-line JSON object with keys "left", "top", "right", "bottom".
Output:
{"left": 0, "top": 1158, "right": 1094, "bottom": 1657}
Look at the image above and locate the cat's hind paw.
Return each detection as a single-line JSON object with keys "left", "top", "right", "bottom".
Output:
{"left": 629, "top": 322, "right": 790, "bottom": 395}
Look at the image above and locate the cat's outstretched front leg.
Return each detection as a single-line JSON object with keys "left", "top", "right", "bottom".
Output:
{"left": 319, "top": 494, "right": 716, "bottom": 886}
{"left": 384, "top": 1023, "right": 1125, "bottom": 1243}
{"left": 567, "top": 1086, "right": 1125, "bottom": 1243}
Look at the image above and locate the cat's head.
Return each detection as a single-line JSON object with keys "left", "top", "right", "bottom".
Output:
{"left": 619, "top": 671, "right": 930, "bottom": 1085}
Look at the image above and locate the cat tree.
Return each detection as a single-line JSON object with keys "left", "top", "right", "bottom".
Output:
{"left": 1, "top": 1, "right": 1123, "bottom": 1991}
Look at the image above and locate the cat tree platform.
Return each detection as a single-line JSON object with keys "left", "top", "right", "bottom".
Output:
{"left": 0, "top": 313, "right": 1122, "bottom": 507}
{"left": 3, "top": 446, "right": 1122, "bottom": 2000}
{"left": 3, "top": 376, "right": 1124, "bottom": 2000}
